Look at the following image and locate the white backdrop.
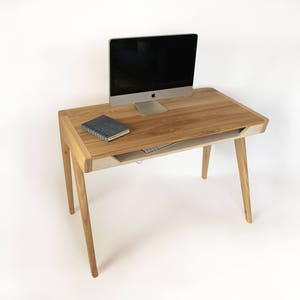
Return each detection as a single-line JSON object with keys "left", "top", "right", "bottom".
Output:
{"left": 1, "top": 1, "right": 300, "bottom": 299}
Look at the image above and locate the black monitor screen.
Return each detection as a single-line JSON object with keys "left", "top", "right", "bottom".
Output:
{"left": 110, "top": 34, "right": 198, "bottom": 96}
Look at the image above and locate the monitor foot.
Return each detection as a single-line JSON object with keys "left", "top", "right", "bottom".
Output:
{"left": 135, "top": 101, "right": 168, "bottom": 115}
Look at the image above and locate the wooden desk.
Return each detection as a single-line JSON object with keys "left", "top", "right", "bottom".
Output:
{"left": 58, "top": 87, "right": 268, "bottom": 277}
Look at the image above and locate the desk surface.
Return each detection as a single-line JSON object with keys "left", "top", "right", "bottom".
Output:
{"left": 59, "top": 88, "right": 268, "bottom": 165}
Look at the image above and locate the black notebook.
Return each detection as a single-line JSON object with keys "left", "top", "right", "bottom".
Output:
{"left": 81, "top": 115, "right": 130, "bottom": 142}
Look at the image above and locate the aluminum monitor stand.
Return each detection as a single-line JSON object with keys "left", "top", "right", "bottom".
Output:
{"left": 135, "top": 100, "right": 168, "bottom": 115}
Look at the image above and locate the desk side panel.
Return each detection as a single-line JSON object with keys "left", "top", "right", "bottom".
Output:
{"left": 59, "top": 111, "right": 92, "bottom": 172}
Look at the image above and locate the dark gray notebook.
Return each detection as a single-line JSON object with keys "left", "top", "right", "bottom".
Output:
{"left": 81, "top": 115, "right": 130, "bottom": 142}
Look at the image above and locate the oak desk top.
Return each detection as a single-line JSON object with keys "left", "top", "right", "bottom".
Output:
{"left": 59, "top": 88, "right": 268, "bottom": 172}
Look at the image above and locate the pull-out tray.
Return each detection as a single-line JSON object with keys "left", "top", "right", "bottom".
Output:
{"left": 92, "top": 128, "right": 251, "bottom": 171}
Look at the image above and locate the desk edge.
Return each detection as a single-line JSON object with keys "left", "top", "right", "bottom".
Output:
{"left": 214, "top": 88, "right": 269, "bottom": 132}
{"left": 59, "top": 111, "right": 92, "bottom": 172}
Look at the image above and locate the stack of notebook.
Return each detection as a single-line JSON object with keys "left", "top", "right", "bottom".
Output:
{"left": 81, "top": 115, "right": 130, "bottom": 142}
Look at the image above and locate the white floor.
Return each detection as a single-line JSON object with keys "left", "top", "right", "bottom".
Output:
{"left": 3, "top": 143, "right": 300, "bottom": 300}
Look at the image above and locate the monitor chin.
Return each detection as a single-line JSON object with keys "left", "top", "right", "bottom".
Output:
{"left": 109, "top": 86, "right": 193, "bottom": 107}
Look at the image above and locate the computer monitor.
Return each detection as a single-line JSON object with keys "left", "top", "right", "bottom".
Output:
{"left": 109, "top": 34, "right": 198, "bottom": 115}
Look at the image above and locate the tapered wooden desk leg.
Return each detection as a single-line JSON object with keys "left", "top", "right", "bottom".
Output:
{"left": 72, "top": 156, "right": 99, "bottom": 277}
{"left": 234, "top": 138, "right": 252, "bottom": 223}
{"left": 202, "top": 145, "right": 212, "bottom": 179}
{"left": 60, "top": 137, "right": 75, "bottom": 214}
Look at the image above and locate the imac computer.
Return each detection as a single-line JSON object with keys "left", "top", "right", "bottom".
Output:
{"left": 109, "top": 34, "right": 198, "bottom": 115}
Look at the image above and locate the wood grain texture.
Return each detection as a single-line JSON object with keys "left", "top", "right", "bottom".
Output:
{"left": 72, "top": 156, "right": 98, "bottom": 277}
{"left": 234, "top": 138, "right": 252, "bottom": 223}
{"left": 59, "top": 88, "right": 268, "bottom": 163}
{"left": 202, "top": 145, "right": 212, "bottom": 179}
{"left": 216, "top": 90, "right": 269, "bottom": 132}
